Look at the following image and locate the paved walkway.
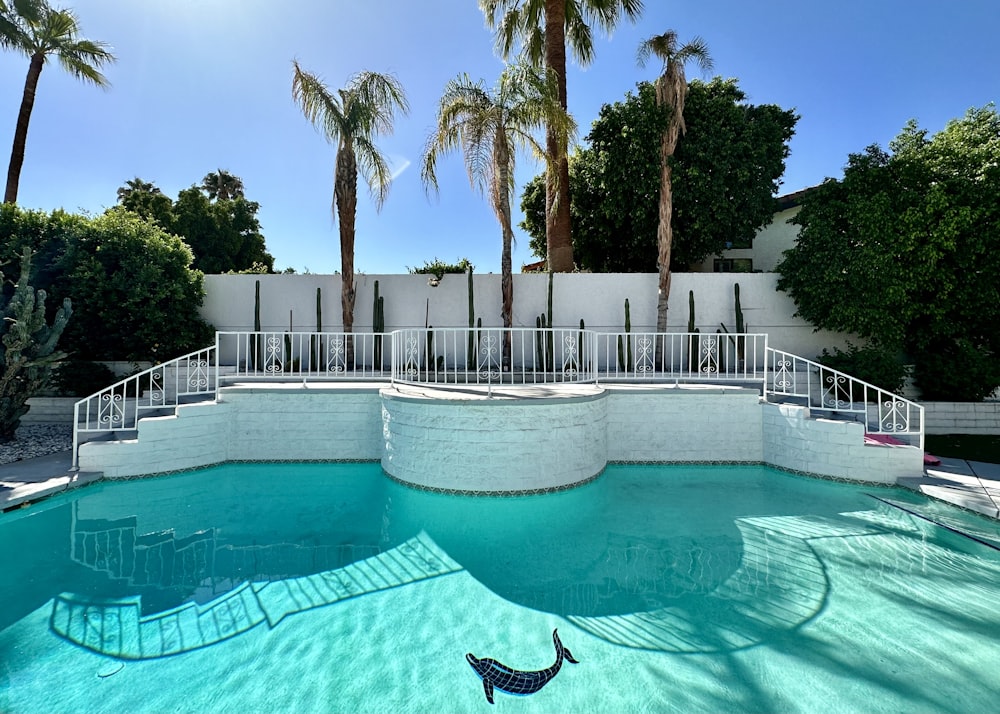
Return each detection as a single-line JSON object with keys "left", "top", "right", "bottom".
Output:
{"left": 2, "top": 446, "right": 999, "bottom": 521}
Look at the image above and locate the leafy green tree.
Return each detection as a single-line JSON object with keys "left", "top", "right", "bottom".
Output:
{"left": 172, "top": 187, "right": 273, "bottom": 274}
{"left": 637, "top": 30, "right": 712, "bottom": 339}
{"left": 201, "top": 169, "right": 245, "bottom": 200}
{"left": 422, "top": 63, "right": 571, "bottom": 338}
{"left": 3, "top": 1, "right": 114, "bottom": 203}
{"left": 776, "top": 106, "right": 1000, "bottom": 401}
{"left": 0, "top": 204, "right": 215, "bottom": 363}
{"left": 521, "top": 79, "right": 797, "bottom": 272}
{"left": 292, "top": 62, "right": 409, "bottom": 352}
{"left": 0, "top": 246, "right": 71, "bottom": 440}
{"left": 480, "top": 0, "right": 643, "bottom": 272}
{"left": 117, "top": 177, "right": 175, "bottom": 229}
{"left": 116, "top": 176, "right": 274, "bottom": 273}
{"left": 55, "top": 208, "right": 214, "bottom": 361}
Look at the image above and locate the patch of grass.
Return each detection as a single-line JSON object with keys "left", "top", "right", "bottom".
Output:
{"left": 925, "top": 434, "right": 1000, "bottom": 464}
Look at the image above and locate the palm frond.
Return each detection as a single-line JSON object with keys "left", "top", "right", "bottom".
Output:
{"left": 292, "top": 61, "right": 346, "bottom": 143}
{"left": 565, "top": 3, "right": 596, "bottom": 66}
{"left": 349, "top": 70, "right": 409, "bottom": 137}
{"left": 583, "top": 0, "right": 644, "bottom": 35}
{"left": 57, "top": 39, "right": 114, "bottom": 86}
{"left": 353, "top": 134, "right": 394, "bottom": 209}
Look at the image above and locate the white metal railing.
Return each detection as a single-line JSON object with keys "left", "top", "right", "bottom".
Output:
{"left": 595, "top": 331, "right": 768, "bottom": 383}
{"left": 72, "top": 345, "right": 217, "bottom": 469}
{"left": 70, "top": 330, "right": 926, "bottom": 467}
{"left": 766, "top": 348, "right": 924, "bottom": 447}
{"left": 390, "top": 327, "right": 595, "bottom": 385}
{"left": 216, "top": 331, "right": 391, "bottom": 380}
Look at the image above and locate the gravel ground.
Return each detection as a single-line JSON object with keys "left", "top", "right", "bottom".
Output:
{"left": 0, "top": 424, "right": 73, "bottom": 464}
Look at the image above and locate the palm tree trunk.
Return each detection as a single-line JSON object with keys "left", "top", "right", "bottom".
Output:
{"left": 335, "top": 144, "right": 358, "bottom": 367}
{"left": 654, "top": 116, "right": 682, "bottom": 364}
{"left": 544, "top": 0, "right": 574, "bottom": 272}
{"left": 495, "top": 135, "right": 514, "bottom": 369}
{"left": 5, "top": 53, "right": 44, "bottom": 204}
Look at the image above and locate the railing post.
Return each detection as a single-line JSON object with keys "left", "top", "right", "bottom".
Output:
{"left": 762, "top": 335, "right": 770, "bottom": 401}
{"left": 71, "top": 401, "right": 80, "bottom": 471}
{"left": 214, "top": 332, "right": 220, "bottom": 399}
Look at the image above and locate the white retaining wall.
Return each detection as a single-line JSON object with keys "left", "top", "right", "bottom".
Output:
{"left": 762, "top": 403, "right": 922, "bottom": 484}
{"left": 605, "top": 386, "right": 764, "bottom": 462}
{"left": 78, "top": 387, "right": 923, "bottom": 485}
{"left": 202, "top": 272, "right": 851, "bottom": 360}
{"left": 922, "top": 402, "right": 1000, "bottom": 435}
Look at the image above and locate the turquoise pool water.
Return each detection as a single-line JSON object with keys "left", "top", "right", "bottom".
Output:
{"left": 1, "top": 463, "right": 999, "bottom": 713}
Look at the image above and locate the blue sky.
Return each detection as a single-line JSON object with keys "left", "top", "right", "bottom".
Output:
{"left": 1, "top": 0, "right": 997, "bottom": 274}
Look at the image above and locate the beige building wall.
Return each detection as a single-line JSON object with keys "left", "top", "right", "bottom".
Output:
{"left": 691, "top": 204, "right": 802, "bottom": 273}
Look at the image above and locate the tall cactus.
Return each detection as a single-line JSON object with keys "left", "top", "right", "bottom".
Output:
{"left": 720, "top": 282, "right": 748, "bottom": 368}
{"left": 312, "top": 286, "right": 322, "bottom": 370}
{"left": 250, "top": 279, "right": 262, "bottom": 370}
{"left": 687, "top": 290, "right": 701, "bottom": 373}
{"left": 372, "top": 280, "right": 385, "bottom": 368}
{"left": 617, "top": 298, "right": 632, "bottom": 371}
{"left": 0, "top": 248, "right": 73, "bottom": 441}
{"left": 535, "top": 272, "right": 554, "bottom": 370}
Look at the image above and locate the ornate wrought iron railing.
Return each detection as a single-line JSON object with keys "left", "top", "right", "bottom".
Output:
{"left": 216, "top": 331, "right": 391, "bottom": 380}
{"left": 595, "top": 331, "right": 769, "bottom": 383}
{"left": 72, "top": 345, "right": 217, "bottom": 469}
{"left": 765, "top": 348, "right": 924, "bottom": 447}
{"left": 390, "top": 327, "right": 596, "bottom": 385}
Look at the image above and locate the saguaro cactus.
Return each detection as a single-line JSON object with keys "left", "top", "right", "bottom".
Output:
{"left": 0, "top": 248, "right": 73, "bottom": 441}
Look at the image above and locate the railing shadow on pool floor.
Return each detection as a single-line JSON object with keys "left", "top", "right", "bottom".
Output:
{"left": 48, "top": 531, "right": 462, "bottom": 660}
{"left": 565, "top": 510, "right": 910, "bottom": 654}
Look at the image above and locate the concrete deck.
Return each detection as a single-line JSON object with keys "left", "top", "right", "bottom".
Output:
{"left": 2, "top": 442, "right": 999, "bottom": 522}
{"left": 0, "top": 450, "right": 101, "bottom": 512}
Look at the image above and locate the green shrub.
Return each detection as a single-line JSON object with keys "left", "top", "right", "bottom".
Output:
{"left": 818, "top": 344, "right": 910, "bottom": 395}
{"left": 0, "top": 205, "right": 216, "bottom": 363}
{"left": 913, "top": 339, "right": 1000, "bottom": 402}
{"left": 53, "top": 360, "right": 117, "bottom": 397}
{"left": 54, "top": 208, "right": 215, "bottom": 361}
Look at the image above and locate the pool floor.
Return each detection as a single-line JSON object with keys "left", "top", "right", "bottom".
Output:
{"left": 1, "top": 463, "right": 999, "bottom": 713}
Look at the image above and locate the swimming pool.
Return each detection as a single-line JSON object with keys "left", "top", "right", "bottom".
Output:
{"left": 2, "top": 463, "right": 998, "bottom": 713}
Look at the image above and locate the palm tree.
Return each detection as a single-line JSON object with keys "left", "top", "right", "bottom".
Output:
{"left": 637, "top": 30, "right": 712, "bottom": 353}
{"left": 421, "top": 63, "right": 573, "bottom": 366}
{"left": 116, "top": 176, "right": 160, "bottom": 202}
{"left": 201, "top": 169, "right": 244, "bottom": 201}
{"left": 292, "top": 61, "right": 408, "bottom": 362}
{"left": 3, "top": 2, "right": 114, "bottom": 204}
{"left": 0, "top": 0, "right": 41, "bottom": 45}
{"left": 480, "top": 0, "right": 643, "bottom": 272}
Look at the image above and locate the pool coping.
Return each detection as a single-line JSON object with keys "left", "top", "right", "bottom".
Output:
{"left": 3, "top": 448, "right": 999, "bottom": 520}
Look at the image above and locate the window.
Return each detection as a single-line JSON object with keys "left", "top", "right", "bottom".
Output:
{"left": 713, "top": 258, "right": 753, "bottom": 273}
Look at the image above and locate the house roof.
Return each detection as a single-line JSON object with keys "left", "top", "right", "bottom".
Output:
{"left": 776, "top": 185, "right": 821, "bottom": 210}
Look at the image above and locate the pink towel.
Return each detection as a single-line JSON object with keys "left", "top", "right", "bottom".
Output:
{"left": 864, "top": 433, "right": 940, "bottom": 466}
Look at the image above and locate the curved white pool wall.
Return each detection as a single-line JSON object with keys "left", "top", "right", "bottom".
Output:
{"left": 77, "top": 385, "right": 923, "bottom": 487}
{"left": 381, "top": 387, "right": 607, "bottom": 492}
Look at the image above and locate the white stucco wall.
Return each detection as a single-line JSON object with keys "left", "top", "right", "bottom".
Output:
{"left": 201, "top": 272, "right": 850, "bottom": 360}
